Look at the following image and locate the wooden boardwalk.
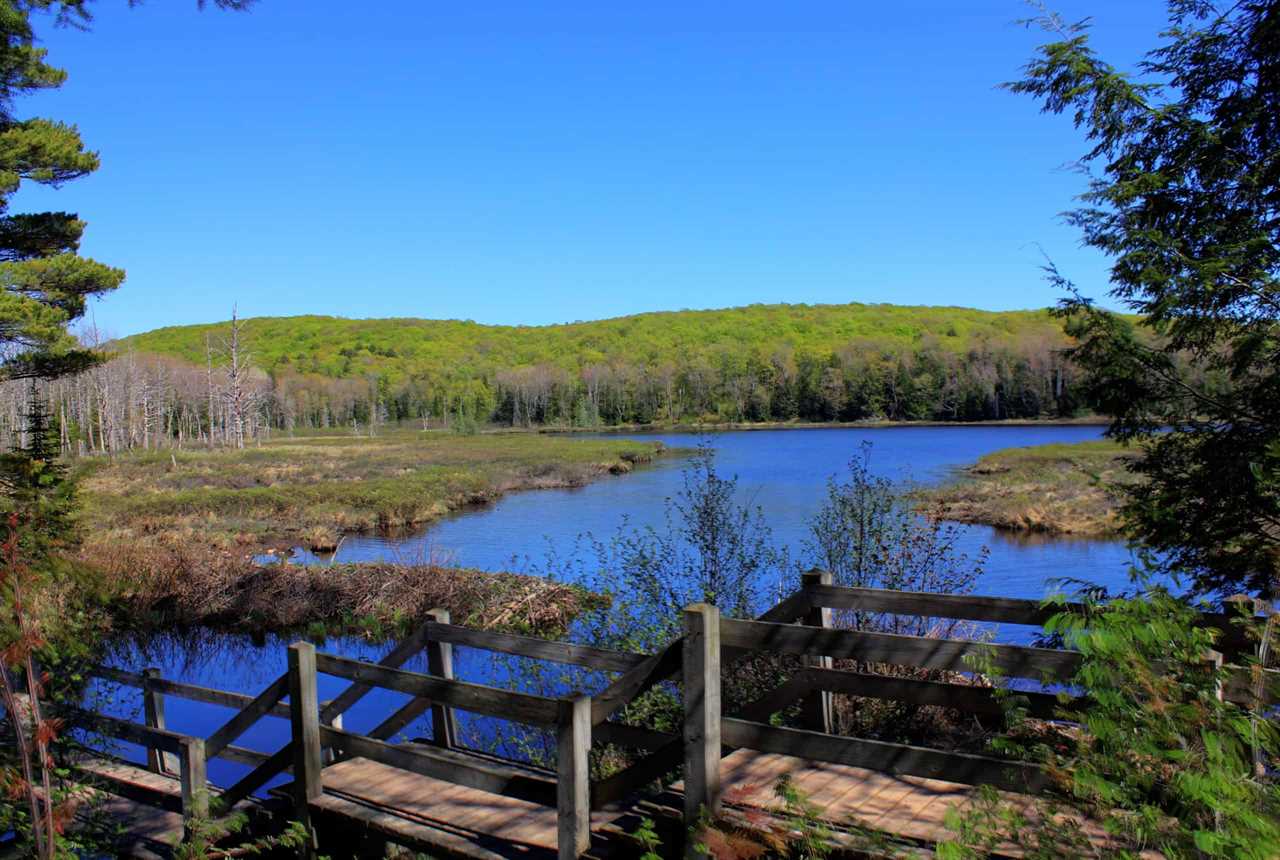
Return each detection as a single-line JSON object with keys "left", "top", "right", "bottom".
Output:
{"left": 58, "top": 580, "right": 1273, "bottom": 858}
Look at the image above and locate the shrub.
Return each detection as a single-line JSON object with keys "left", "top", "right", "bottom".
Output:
{"left": 941, "top": 581, "right": 1280, "bottom": 859}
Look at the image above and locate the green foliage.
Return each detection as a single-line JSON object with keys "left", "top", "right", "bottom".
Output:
{"left": 773, "top": 774, "right": 834, "bottom": 860}
{"left": 0, "top": 384, "right": 76, "bottom": 561}
{"left": 123, "top": 302, "right": 1094, "bottom": 428}
{"left": 1011, "top": 2, "right": 1280, "bottom": 596}
{"left": 803, "top": 441, "right": 985, "bottom": 635}
{"left": 0, "top": 1, "right": 125, "bottom": 384}
{"left": 942, "top": 582, "right": 1280, "bottom": 859}
{"left": 570, "top": 444, "right": 786, "bottom": 649}
{"left": 172, "top": 807, "right": 311, "bottom": 859}
{"left": 630, "top": 816, "right": 664, "bottom": 860}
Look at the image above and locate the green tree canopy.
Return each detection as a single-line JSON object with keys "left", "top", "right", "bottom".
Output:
{"left": 0, "top": 1, "right": 123, "bottom": 380}
{"left": 1013, "top": 1, "right": 1280, "bottom": 597}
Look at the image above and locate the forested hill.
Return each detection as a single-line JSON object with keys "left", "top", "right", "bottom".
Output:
{"left": 117, "top": 302, "right": 1087, "bottom": 429}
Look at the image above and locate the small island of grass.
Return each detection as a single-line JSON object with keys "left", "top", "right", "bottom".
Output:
{"left": 925, "top": 439, "right": 1139, "bottom": 537}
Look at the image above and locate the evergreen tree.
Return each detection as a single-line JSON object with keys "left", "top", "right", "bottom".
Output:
{"left": 1012, "top": 1, "right": 1280, "bottom": 597}
{"left": 0, "top": 381, "right": 73, "bottom": 558}
{"left": 0, "top": 2, "right": 123, "bottom": 382}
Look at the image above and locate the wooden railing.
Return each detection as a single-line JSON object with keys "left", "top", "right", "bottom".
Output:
{"left": 65, "top": 576, "right": 1277, "bottom": 859}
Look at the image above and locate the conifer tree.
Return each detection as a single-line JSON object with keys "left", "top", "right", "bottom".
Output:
{"left": 1012, "top": 1, "right": 1280, "bottom": 597}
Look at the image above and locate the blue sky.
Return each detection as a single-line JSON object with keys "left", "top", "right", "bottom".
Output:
{"left": 19, "top": 1, "right": 1168, "bottom": 337}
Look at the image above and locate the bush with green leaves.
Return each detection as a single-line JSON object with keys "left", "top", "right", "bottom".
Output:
{"left": 802, "top": 441, "right": 986, "bottom": 636}
{"left": 941, "top": 581, "right": 1280, "bottom": 859}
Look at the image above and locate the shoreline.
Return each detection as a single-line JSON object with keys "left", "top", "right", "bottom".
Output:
{"left": 922, "top": 439, "right": 1136, "bottom": 538}
{"left": 533, "top": 416, "right": 1111, "bottom": 435}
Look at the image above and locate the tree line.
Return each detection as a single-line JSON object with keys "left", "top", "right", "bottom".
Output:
{"left": 0, "top": 328, "right": 1092, "bottom": 455}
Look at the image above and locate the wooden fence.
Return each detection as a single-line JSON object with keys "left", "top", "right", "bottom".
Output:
{"left": 66, "top": 576, "right": 1277, "bottom": 859}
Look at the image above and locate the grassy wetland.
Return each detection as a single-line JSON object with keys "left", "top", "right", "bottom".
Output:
{"left": 926, "top": 439, "right": 1139, "bottom": 537}
{"left": 71, "top": 429, "right": 665, "bottom": 635}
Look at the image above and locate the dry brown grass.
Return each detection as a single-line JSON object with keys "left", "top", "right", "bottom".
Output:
{"left": 87, "top": 538, "right": 596, "bottom": 637}
{"left": 925, "top": 440, "right": 1140, "bottom": 537}
{"left": 64, "top": 429, "right": 663, "bottom": 635}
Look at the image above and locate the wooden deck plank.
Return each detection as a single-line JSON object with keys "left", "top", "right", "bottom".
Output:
{"left": 315, "top": 757, "right": 625, "bottom": 855}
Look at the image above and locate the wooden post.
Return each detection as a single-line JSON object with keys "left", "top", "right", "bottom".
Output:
{"left": 556, "top": 694, "right": 591, "bottom": 860}
{"left": 178, "top": 736, "right": 208, "bottom": 836}
{"left": 1205, "top": 648, "right": 1225, "bottom": 702}
{"left": 319, "top": 700, "right": 344, "bottom": 765}
{"left": 800, "top": 570, "right": 834, "bottom": 734}
{"left": 426, "top": 607, "right": 457, "bottom": 749}
{"left": 142, "top": 668, "right": 179, "bottom": 775}
{"left": 288, "top": 642, "right": 323, "bottom": 855}
{"left": 683, "top": 603, "right": 721, "bottom": 842}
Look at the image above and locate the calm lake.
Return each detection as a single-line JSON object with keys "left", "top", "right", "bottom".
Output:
{"left": 93, "top": 424, "right": 1136, "bottom": 788}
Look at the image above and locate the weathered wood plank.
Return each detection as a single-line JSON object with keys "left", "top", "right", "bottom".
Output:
{"left": 755, "top": 589, "right": 812, "bottom": 624}
{"left": 319, "top": 623, "right": 432, "bottom": 723}
{"left": 88, "top": 665, "right": 292, "bottom": 719}
{"left": 142, "top": 668, "right": 179, "bottom": 775}
{"left": 62, "top": 705, "right": 189, "bottom": 754}
{"left": 557, "top": 695, "right": 591, "bottom": 859}
{"left": 368, "top": 695, "right": 433, "bottom": 742}
{"left": 683, "top": 603, "right": 722, "bottom": 834}
{"left": 319, "top": 726, "right": 557, "bottom": 806}
{"left": 719, "top": 617, "right": 1083, "bottom": 680}
{"left": 801, "top": 666, "right": 1072, "bottom": 718}
{"left": 220, "top": 743, "right": 293, "bottom": 808}
{"left": 315, "top": 652, "right": 562, "bottom": 726}
{"left": 205, "top": 672, "right": 289, "bottom": 760}
{"left": 804, "top": 583, "right": 1074, "bottom": 625}
{"left": 721, "top": 718, "right": 1050, "bottom": 794}
{"left": 591, "top": 737, "right": 683, "bottom": 811}
{"left": 800, "top": 571, "right": 834, "bottom": 734}
{"left": 427, "top": 621, "right": 647, "bottom": 673}
{"left": 216, "top": 744, "right": 272, "bottom": 767}
{"left": 426, "top": 608, "right": 457, "bottom": 750}
{"left": 177, "top": 737, "right": 209, "bottom": 825}
{"left": 806, "top": 583, "right": 1255, "bottom": 656}
{"left": 288, "top": 642, "right": 323, "bottom": 855}
{"left": 590, "top": 638, "right": 683, "bottom": 726}
{"left": 593, "top": 720, "right": 673, "bottom": 752}
{"left": 732, "top": 676, "right": 812, "bottom": 723}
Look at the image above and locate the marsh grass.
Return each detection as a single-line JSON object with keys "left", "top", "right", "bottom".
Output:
{"left": 924, "top": 440, "right": 1139, "bottom": 537}
{"left": 74, "top": 428, "right": 663, "bottom": 547}
{"left": 90, "top": 539, "right": 601, "bottom": 637}
{"left": 67, "top": 428, "right": 662, "bottom": 636}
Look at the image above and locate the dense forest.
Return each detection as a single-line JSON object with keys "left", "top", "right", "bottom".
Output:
{"left": 2, "top": 303, "right": 1100, "bottom": 453}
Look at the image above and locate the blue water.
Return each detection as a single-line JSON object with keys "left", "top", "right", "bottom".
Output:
{"left": 89, "top": 425, "right": 1137, "bottom": 789}
{"left": 295, "top": 424, "right": 1135, "bottom": 602}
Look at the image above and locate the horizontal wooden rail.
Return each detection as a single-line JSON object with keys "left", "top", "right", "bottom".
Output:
{"left": 320, "top": 726, "right": 558, "bottom": 806}
{"left": 593, "top": 720, "right": 673, "bottom": 752}
{"left": 63, "top": 706, "right": 209, "bottom": 821}
{"left": 314, "top": 652, "right": 562, "bottom": 726}
{"left": 88, "top": 665, "right": 291, "bottom": 719}
{"left": 803, "top": 581, "right": 1258, "bottom": 654}
{"left": 425, "top": 621, "right": 648, "bottom": 673}
{"left": 798, "top": 666, "right": 1072, "bottom": 719}
{"left": 719, "top": 617, "right": 1083, "bottom": 680}
{"left": 721, "top": 718, "right": 1050, "bottom": 794}
{"left": 804, "top": 584, "right": 1075, "bottom": 626}
{"left": 64, "top": 705, "right": 190, "bottom": 755}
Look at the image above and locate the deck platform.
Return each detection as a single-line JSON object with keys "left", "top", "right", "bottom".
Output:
{"left": 306, "top": 749, "right": 1022, "bottom": 858}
